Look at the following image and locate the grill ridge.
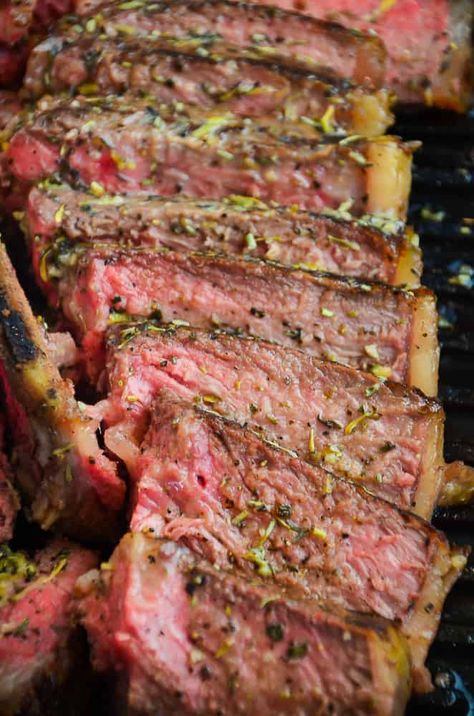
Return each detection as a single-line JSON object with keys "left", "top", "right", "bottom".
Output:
{"left": 401, "top": 109, "right": 474, "bottom": 715}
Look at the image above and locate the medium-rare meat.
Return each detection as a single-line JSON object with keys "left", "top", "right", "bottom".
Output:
{"left": 0, "top": 415, "right": 19, "bottom": 542}
{"left": 26, "top": 186, "right": 422, "bottom": 291}
{"left": 248, "top": 0, "right": 473, "bottom": 112}
{"left": 0, "top": 540, "right": 97, "bottom": 714}
{"left": 23, "top": 35, "right": 393, "bottom": 137}
{"left": 50, "top": 247, "right": 439, "bottom": 395}
{"left": 53, "top": 0, "right": 388, "bottom": 89}
{"left": 120, "top": 394, "right": 466, "bottom": 688}
{"left": 100, "top": 326, "right": 443, "bottom": 518}
{"left": 0, "top": 243, "right": 124, "bottom": 539}
{"left": 78, "top": 532, "right": 412, "bottom": 714}
{"left": 0, "top": 95, "right": 415, "bottom": 217}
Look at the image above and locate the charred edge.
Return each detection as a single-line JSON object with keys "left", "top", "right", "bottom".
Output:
{"left": 0, "top": 291, "right": 38, "bottom": 364}
{"left": 118, "top": 0, "right": 382, "bottom": 42}
{"left": 105, "top": 322, "right": 443, "bottom": 413}
{"left": 74, "top": 245, "right": 418, "bottom": 296}
{"left": 48, "top": 38, "right": 355, "bottom": 92}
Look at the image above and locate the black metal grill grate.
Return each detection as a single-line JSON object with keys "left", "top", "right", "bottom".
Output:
{"left": 398, "top": 109, "right": 474, "bottom": 715}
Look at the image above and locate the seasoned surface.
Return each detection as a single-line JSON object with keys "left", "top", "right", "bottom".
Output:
{"left": 103, "top": 327, "right": 442, "bottom": 515}
{"left": 78, "top": 532, "right": 412, "bottom": 715}
{"left": 26, "top": 186, "right": 421, "bottom": 288}
{"left": 0, "top": 540, "right": 97, "bottom": 714}
{"left": 54, "top": 247, "right": 435, "bottom": 388}
{"left": 0, "top": 96, "right": 413, "bottom": 216}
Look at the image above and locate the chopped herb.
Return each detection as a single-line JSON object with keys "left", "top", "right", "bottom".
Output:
{"left": 320, "top": 307, "right": 334, "bottom": 318}
{"left": 380, "top": 441, "right": 396, "bottom": 453}
{"left": 266, "top": 623, "right": 284, "bottom": 642}
{"left": 277, "top": 504, "right": 292, "bottom": 519}
{"left": 243, "top": 546, "right": 272, "bottom": 577}
{"left": 370, "top": 364, "right": 392, "bottom": 379}
{"left": 245, "top": 233, "right": 257, "bottom": 250}
{"left": 287, "top": 641, "right": 308, "bottom": 659}
{"left": 344, "top": 411, "right": 380, "bottom": 435}
{"left": 231, "top": 510, "right": 249, "bottom": 526}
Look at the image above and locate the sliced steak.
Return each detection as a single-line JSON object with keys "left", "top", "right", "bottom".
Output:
{"left": 23, "top": 35, "right": 393, "bottom": 137}
{"left": 26, "top": 185, "right": 422, "bottom": 291}
{"left": 78, "top": 532, "right": 412, "bottom": 714}
{"left": 122, "top": 394, "right": 466, "bottom": 688}
{"left": 53, "top": 0, "right": 387, "bottom": 89}
{"left": 0, "top": 96, "right": 415, "bottom": 217}
{"left": 249, "top": 0, "right": 473, "bottom": 111}
{"left": 51, "top": 247, "right": 439, "bottom": 395}
{"left": 0, "top": 540, "right": 97, "bottom": 714}
{"left": 0, "top": 415, "right": 19, "bottom": 542}
{"left": 0, "top": 243, "right": 124, "bottom": 539}
{"left": 100, "top": 326, "right": 443, "bottom": 518}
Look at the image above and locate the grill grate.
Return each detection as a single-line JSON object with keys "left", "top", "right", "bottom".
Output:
{"left": 400, "top": 109, "right": 474, "bottom": 715}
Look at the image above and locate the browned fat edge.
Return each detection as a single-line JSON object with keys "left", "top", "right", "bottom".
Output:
{"left": 407, "top": 287, "right": 439, "bottom": 398}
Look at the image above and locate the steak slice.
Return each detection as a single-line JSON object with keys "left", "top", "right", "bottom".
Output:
{"left": 100, "top": 326, "right": 444, "bottom": 518}
{"left": 54, "top": 0, "right": 387, "bottom": 89}
{"left": 26, "top": 186, "right": 422, "bottom": 291}
{"left": 122, "top": 394, "right": 467, "bottom": 689}
{"left": 0, "top": 415, "right": 19, "bottom": 542}
{"left": 23, "top": 35, "right": 393, "bottom": 137}
{"left": 0, "top": 243, "right": 124, "bottom": 539}
{"left": 52, "top": 247, "right": 439, "bottom": 395}
{"left": 0, "top": 540, "right": 97, "bottom": 714}
{"left": 248, "top": 0, "right": 473, "bottom": 112}
{"left": 78, "top": 532, "right": 412, "bottom": 714}
{"left": 0, "top": 96, "right": 415, "bottom": 218}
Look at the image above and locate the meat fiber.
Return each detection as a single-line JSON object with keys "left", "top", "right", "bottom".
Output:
{"left": 248, "top": 0, "right": 473, "bottom": 111}
{"left": 25, "top": 185, "right": 422, "bottom": 291}
{"left": 0, "top": 540, "right": 97, "bottom": 714}
{"left": 50, "top": 0, "right": 388, "bottom": 89}
{"left": 23, "top": 34, "right": 393, "bottom": 137}
{"left": 0, "top": 243, "right": 124, "bottom": 539}
{"left": 78, "top": 532, "right": 413, "bottom": 715}
{"left": 0, "top": 415, "right": 19, "bottom": 542}
{"left": 50, "top": 247, "right": 439, "bottom": 395}
{"left": 0, "top": 95, "right": 415, "bottom": 218}
{"left": 120, "top": 394, "right": 466, "bottom": 689}
{"left": 100, "top": 326, "right": 444, "bottom": 518}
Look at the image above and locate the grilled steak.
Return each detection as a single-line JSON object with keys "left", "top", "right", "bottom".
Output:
{"left": 249, "top": 0, "right": 473, "bottom": 111}
{"left": 51, "top": 247, "right": 439, "bottom": 395}
{"left": 0, "top": 243, "right": 124, "bottom": 539}
{"left": 0, "top": 416, "right": 19, "bottom": 542}
{"left": 78, "top": 532, "right": 412, "bottom": 715}
{"left": 100, "top": 326, "right": 444, "bottom": 518}
{"left": 0, "top": 96, "right": 415, "bottom": 218}
{"left": 121, "top": 394, "right": 466, "bottom": 688}
{"left": 0, "top": 540, "right": 97, "bottom": 714}
{"left": 23, "top": 35, "right": 393, "bottom": 137}
{"left": 54, "top": 0, "right": 387, "bottom": 89}
{"left": 26, "top": 185, "right": 422, "bottom": 290}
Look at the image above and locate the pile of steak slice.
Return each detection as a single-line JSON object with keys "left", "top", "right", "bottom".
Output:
{"left": 0, "top": 1, "right": 472, "bottom": 714}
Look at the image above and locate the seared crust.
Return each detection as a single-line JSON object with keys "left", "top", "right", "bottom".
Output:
{"left": 58, "top": 0, "right": 387, "bottom": 88}
{"left": 52, "top": 246, "right": 437, "bottom": 390}
{"left": 0, "top": 243, "right": 124, "bottom": 539}
{"left": 26, "top": 186, "right": 421, "bottom": 288}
